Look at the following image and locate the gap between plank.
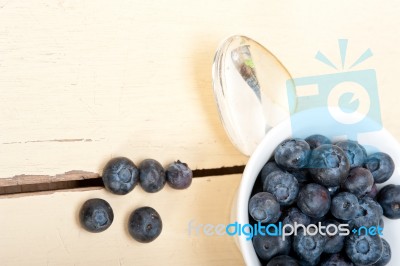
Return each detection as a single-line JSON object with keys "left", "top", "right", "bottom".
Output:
{"left": 0, "top": 165, "right": 245, "bottom": 196}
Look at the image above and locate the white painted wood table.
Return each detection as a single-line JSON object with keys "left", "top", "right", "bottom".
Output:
{"left": 0, "top": 1, "right": 399, "bottom": 265}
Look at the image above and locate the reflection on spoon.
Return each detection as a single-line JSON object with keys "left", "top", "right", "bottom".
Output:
{"left": 212, "top": 35, "right": 296, "bottom": 156}
{"left": 231, "top": 45, "right": 261, "bottom": 102}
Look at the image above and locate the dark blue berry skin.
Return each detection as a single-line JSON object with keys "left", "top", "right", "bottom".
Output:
{"left": 260, "top": 161, "right": 282, "bottom": 184}
{"left": 266, "top": 255, "right": 299, "bottom": 266}
{"left": 282, "top": 207, "right": 311, "bottom": 228}
{"left": 293, "top": 228, "right": 326, "bottom": 265}
{"left": 102, "top": 157, "right": 139, "bottom": 195}
{"left": 139, "top": 159, "right": 166, "bottom": 193}
{"left": 305, "top": 134, "right": 331, "bottom": 150}
{"left": 274, "top": 139, "right": 310, "bottom": 170}
{"left": 249, "top": 192, "right": 281, "bottom": 223}
{"left": 289, "top": 168, "right": 312, "bottom": 183}
{"left": 365, "top": 183, "right": 378, "bottom": 199}
{"left": 322, "top": 220, "right": 345, "bottom": 254}
{"left": 252, "top": 233, "right": 291, "bottom": 262}
{"left": 128, "top": 206, "right": 162, "bottom": 243}
{"left": 364, "top": 152, "right": 395, "bottom": 184}
{"left": 377, "top": 184, "right": 400, "bottom": 219}
{"left": 341, "top": 167, "right": 374, "bottom": 198}
{"left": 263, "top": 171, "right": 299, "bottom": 206}
{"left": 166, "top": 161, "right": 192, "bottom": 189}
{"left": 297, "top": 183, "right": 331, "bottom": 218}
{"left": 351, "top": 197, "right": 383, "bottom": 228}
{"left": 320, "top": 253, "right": 354, "bottom": 266}
{"left": 335, "top": 140, "right": 366, "bottom": 168}
{"left": 327, "top": 186, "right": 340, "bottom": 197}
{"left": 79, "top": 198, "right": 114, "bottom": 233}
{"left": 331, "top": 192, "right": 359, "bottom": 221}
{"left": 345, "top": 234, "right": 383, "bottom": 265}
{"left": 309, "top": 144, "right": 350, "bottom": 187}
{"left": 374, "top": 238, "right": 391, "bottom": 266}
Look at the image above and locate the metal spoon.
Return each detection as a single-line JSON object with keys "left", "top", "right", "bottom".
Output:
{"left": 212, "top": 35, "right": 296, "bottom": 156}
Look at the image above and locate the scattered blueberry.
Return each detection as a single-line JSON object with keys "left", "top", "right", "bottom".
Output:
{"left": 263, "top": 171, "right": 299, "bottom": 206}
{"left": 166, "top": 160, "right": 192, "bottom": 189}
{"left": 377, "top": 184, "right": 400, "bottom": 219}
{"left": 139, "top": 159, "right": 166, "bottom": 193}
{"left": 297, "top": 183, "right": 331, "bottom": 218}
{"left": 341, "top": 167, "right": 374, "bottom": 198}
{"left": 305, "top": 134, "right": 331, "bottom": 149}
{"left": 322, "top": 220, "right": 345, "bottom": 254}
{"left": 266, "top": 255, "right": 299, "bottom": 266}
{"left": 364, "top": 152, "right": 395, "bottom": 183}
{"left": 260, "top": 161, "right": 282, "bottom": 184}
{"left": 102, "top": 157, "right": 139, "bottom": 195}
{"left": 293, "top": 227, "right": 326, "bottom": 265}
{"left": 79, "top": 198, "right": 114, "bottom": 233}
{"left": 274, "top": 139, "right": 310, "bottom": 170}
{"left": 320, "top": 253, "right": 354, "bottom": 266}
{"left": 128, "top": 206, "right": 162, "bottom": 243}
{"left": 331, "top": 192, "right": 359, "bottom": 221}
{"left": 335, "top": 140, "right": 366, "bottom": 168}
{"left": 374, "top": 238, "right": 391, "bottom": 266}
{"left": 308, "top": 144, "right": 350, "bottom": 187}
{"left": 249, "top": 192, "right": 281, "bottom": 223}
{"left": 345, "top": 233, "right": 383, "bottom": 265}
{"left": 252, "top": 232, "right": 291, "bottom": 262}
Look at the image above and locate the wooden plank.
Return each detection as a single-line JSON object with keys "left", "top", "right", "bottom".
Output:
{"left": 1, "top": 1, "right": 400, "bottom": 182}
{"left": 0, "top": 174, "right": 245, "bottom": 266}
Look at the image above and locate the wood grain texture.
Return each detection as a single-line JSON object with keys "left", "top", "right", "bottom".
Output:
{"left": 0, "top": 174, "right": 244, "bottom": 266}
{"left": 1, "top": 1, "right": 400, "bottom": 182}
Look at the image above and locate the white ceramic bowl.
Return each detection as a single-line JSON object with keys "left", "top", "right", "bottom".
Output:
{"left": 234, "top": 116, "right": 400, "bottom": 266}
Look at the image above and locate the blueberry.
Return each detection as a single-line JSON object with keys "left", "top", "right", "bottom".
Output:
{"left": 331, "top": 192, "right": 359, "bottom": 221}
{"left": 128, "top": 206, "right": 162, "bottom": 243}
{"left": 365, "top": 183, "right": 378, "bottom": 199}
{"left": 320, "top": 253, "right": 354, "bottom": 266}
{"left": 377, "top": 184, "right": 400, "bottom": 219}
{"left": 79, "top": 198, "right": 113, "bottom": 233}
{"left": 263, "top": 171, "right": 299, "bottom": 206}
{"left": 327, "top": 186, "right": 340, "bottom": 197}
{"left": 341, "top": 167, "right": 374, "bottom": 198}
{"left": 335, "top": 140, "right": 366, "bottom": 168}
{"left": 282, "top": 207, "right": 311, "bottom": 229}
{"left": 351, "top": 197, "right": 383, "bottom": 228}
{"left": 345, "top": 233, "right": 383, "bottom": 265}
{"left": 293, "top": 227, "right": 326, "bottom": 265}
{"left": 166, "top": 160, "right": 192, "bottom": 189}
{"left": 102, "top": 157, "right": 139, "bottom": 195}
{"left": 249, "top": 192, "right": 281, "bottom": 223}
{"left": 374, "top": 238, "right": 391, "bottom": 266}
{"left": 266, "top": 255, "right": 299, "bottom": 266}
{"left": 288, "top": 168, "right": 312, "bottom": 183}
{"left": 305, "top": 134, "right": 332, "bottom": 149}
{"left": 364, "top": 152, "right": 395, "bottom": 183}
{"left": 252, "top": 233, "right": 291, "bottom": 262}
{"left": 322, "top": 220, "right": 345, "bottom": 254}
{"left": 274, "top": 139, "right": 310, "bottom": 170}
{"left": 309, "top": 144, "right": 350, "bottom": 187}
{"left": 139, "top": 159, "right": 166, "bottom": 193}
{"left": 260, "top": 161, "right": 282, "bottom": 184}
{"left": 297, "top": 183, "right": 331, "bottom": 218}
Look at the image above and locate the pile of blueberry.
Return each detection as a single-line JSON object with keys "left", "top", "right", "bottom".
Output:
{"left": 249, "top": 135, "right": 400, "bottom": 265}
{"left": 79, "top": 157, "right": 192, "bottom": 243}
